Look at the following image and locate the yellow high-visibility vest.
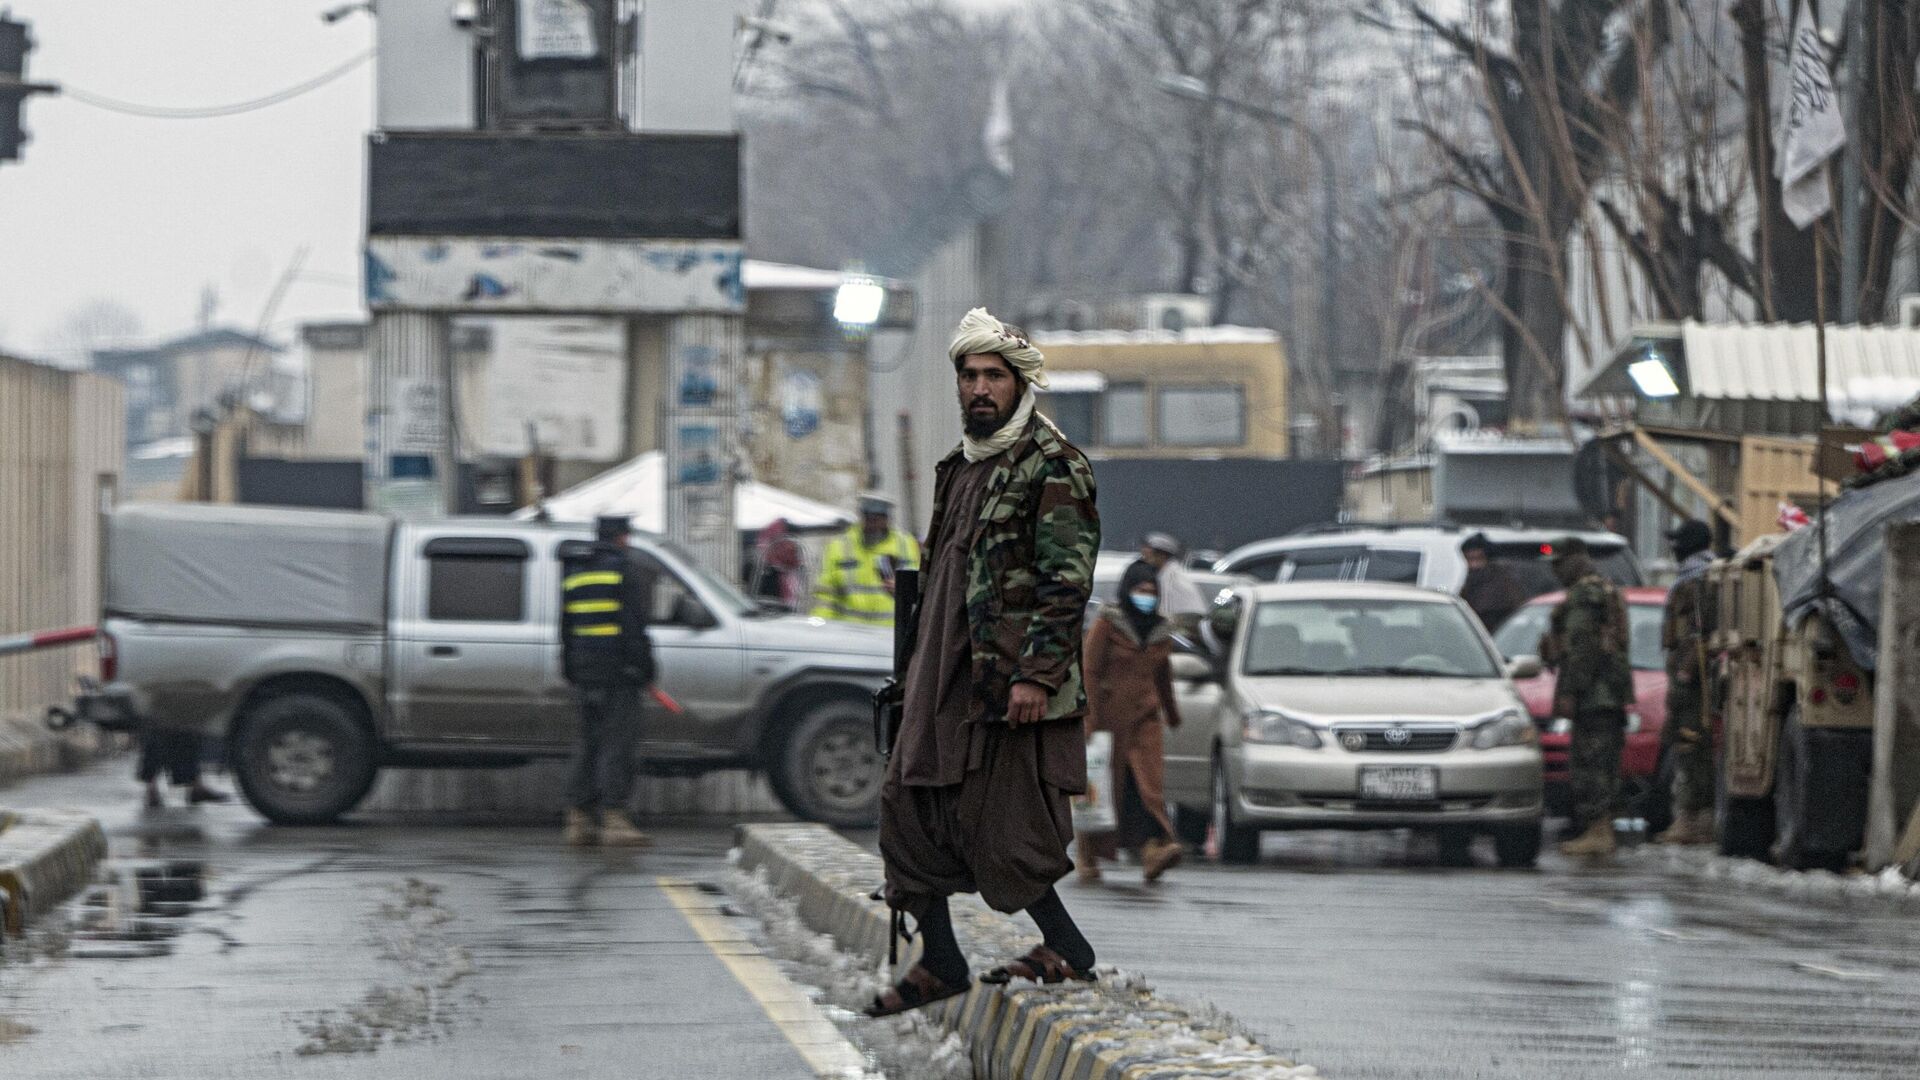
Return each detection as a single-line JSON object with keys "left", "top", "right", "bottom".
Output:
{"left": 811, "top": 525, "right": 919, "bottom": 626}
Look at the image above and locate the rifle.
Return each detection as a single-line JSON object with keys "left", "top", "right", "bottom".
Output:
{"left": 873, "top": 568, "right": 920, "bottom": 758}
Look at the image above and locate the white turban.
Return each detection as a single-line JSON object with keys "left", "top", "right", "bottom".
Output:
{"left": 946, "top": 307, "right": 1048, "bottom": 389}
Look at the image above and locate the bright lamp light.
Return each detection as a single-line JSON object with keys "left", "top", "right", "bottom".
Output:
{"left": 1627, "top": 357, "right": 1681, "bottom": 398}
{"left": 834, "top": 278, "right": 886, "bottom": 326}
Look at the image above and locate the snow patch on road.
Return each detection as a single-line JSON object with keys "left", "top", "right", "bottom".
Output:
{"left": 294, "top": 877, "right": 476, "bottom": 1057}
{"left": 1626, "top": 844, "right": 1920, "bottom": 909}
{"left": 725, "top": 864, "right": 972, "bottom": 1080}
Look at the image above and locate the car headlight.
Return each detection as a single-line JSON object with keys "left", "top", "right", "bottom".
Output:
{"left": 1244, "top": 709, "right": 1322, "bottom": 748}
{"left": 1471, "top": 709, "right": 1537, "bottom": 749}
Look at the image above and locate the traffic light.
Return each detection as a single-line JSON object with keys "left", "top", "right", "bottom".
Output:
{"left": 0, "top": 16, "right": 55, "bottom": 164}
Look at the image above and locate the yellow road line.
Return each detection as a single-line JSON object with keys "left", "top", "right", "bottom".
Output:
{"left": 658, "top": 877, "right": 875, "bottom": 1079}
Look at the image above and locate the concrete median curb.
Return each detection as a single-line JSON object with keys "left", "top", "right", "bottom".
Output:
{"left": 736, "top": 823, "right": 1318, "bottom": 1080}
{"left": 0, "top": 809, "right": 107, "bottom": 937}
{"left": 0, "top": 713, "right": 111, "bottom": 788}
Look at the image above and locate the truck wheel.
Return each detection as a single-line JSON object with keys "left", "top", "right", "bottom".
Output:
{"left": 1719, "top": 796, "right": 1775, "bottom": 859}
{"left": 1210, "top": 759, "right": 1261, "bottom": 865}
{"left": 769, "top": 697, "right": 884, "bottom": 829}
{"left": 1772, "top": 706, "right": 1850, "bottom": 872}
{"left": 233, "top": 692, "right": 377, "bottom": 826}
{"left": 1633, "top": 750, "right": 1675, "bottom": 836}
{"left": 1493, "top": 823, "right": 1542, "bottom": 869}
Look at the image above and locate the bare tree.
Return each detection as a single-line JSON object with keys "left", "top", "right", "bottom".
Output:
{"left": 41, "top": 298, "right": 143, "bottom": 370}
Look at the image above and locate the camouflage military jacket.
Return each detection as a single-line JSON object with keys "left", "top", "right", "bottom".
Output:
{"left": 1662, "top": 551, "right": 1713, "bottom": 684}
{"left": 925, "top": 415, "right": 1100, "bottom": 724}
{"left": 1542, "top": 573, "right": 1634, "bottom": 715}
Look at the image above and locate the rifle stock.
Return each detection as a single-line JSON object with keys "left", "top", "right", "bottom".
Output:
{"left": 873, "top": 568, "right": 920, "bottom": 758}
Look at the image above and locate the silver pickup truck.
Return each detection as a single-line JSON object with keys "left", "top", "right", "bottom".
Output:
{"left": 78, "top": 504, "right": 892, "bottom": 827}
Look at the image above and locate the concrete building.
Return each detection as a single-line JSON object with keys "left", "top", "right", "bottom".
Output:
{"left": 0, "top": 354, "right": 124, "bottom": 719}
{"left": 91, "top": 328, "right": 283, "bottom": 446}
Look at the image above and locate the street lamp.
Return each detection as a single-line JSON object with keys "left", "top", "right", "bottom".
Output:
{"left": 1156, "top": 72, "right": 1342, "bottom": 456}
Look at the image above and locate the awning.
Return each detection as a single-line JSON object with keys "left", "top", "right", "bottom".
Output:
{"left": 514, "top": 452, "right": 855, "bottom": 533}
{"left": 1584, "top": 320, "right": 1920, "bottom": 422}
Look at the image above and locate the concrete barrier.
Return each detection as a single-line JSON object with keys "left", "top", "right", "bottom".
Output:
{"left": 0, "top": 809, "right": 107, "bottom": 937}
{"left": 0, "top": 712, "right": 111, "bottom": 788}
{"left": 736, "top": 823, "right": 1317, "bottom": 1080}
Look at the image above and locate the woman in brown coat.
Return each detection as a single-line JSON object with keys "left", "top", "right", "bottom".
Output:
{"left": 1078, "top": 560, "right": 1185, "bottom": 883}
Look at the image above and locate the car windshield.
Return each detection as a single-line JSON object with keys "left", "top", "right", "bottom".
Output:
{"left": 1242, "top": 597, "right": 1501, "bottom": 678}
{"left": 1492, "top": 601, "right": 1665, "bottom": 671}
{"left": 649, "top": 536, "right": 757, "bottom": 618}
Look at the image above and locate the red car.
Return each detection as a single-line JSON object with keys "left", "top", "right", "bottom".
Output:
{"left": 1491, "top": 588, "right": 1670, "bottom": 825}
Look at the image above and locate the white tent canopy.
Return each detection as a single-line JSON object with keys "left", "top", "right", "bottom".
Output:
{"left": 514, "top": 452, "right": 855, "bottom": 534}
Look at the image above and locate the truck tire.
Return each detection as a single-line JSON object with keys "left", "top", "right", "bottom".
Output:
{"left": 1719, "top": 796, "right": 1775, "bottom": 860}
{"left": 233, "top": 692, "right": 378, "bottom": 826}
{"left": 1210, "top": 758, "right": 1261, "bottom": 865}
{"left": 1773, "top": 707, "right": 1853, "bottom": 873}
{"left": 769, "top": 697, "right": 884, "bottom": 829}
{"left": 1632, "top": 750, "right": 1675, "bottom": 837}
{"left": 1492, "top": 822, "right": 1542, "bottom": 869}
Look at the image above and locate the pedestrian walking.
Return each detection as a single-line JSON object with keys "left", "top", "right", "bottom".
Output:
{"left": 1654, "top": 519, "right": 1716, "bottom": 845}
{"left": 811, "top": 493, "right": 920, "bottom": 627}
{"left": 138, "top": 729, "right": 229, "bottom": 809}
{"left": 1459, "top": 533, "right": 1527, "bottom": 632}
{"left": 867, "top": 307, "right": 1102, "bottom": 1017}
{"left": 1541, "top": 536, "right": 1635, "bottom": 858}
{"left": 1077, "top": 560, "right": 1185, "bottom": 884}
{"left": 559, "top": 515, "right": 657, "bottom": 848}
{"left": 1138, "top": 532, "right": 1208, "bottom": 629}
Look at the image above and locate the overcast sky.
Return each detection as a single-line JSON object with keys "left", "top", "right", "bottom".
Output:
{"left": 0, "top": 2, "right": 376, "bottom": 361}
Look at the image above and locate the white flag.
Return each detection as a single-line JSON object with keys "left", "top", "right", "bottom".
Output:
{"left": 1776, "top": 0, "right": 1845, "bottom": 228}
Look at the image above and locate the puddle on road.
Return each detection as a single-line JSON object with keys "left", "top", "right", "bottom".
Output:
{"left": 66, "top": 861, "right": 209, "bottom": 961}
{"left": 0, "top": 1017, "right": 36, "bottom": 1044}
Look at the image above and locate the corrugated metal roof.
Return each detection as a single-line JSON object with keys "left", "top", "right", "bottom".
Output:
{"left": 1590, "top": 320, "right": 1920, "bottom": 419}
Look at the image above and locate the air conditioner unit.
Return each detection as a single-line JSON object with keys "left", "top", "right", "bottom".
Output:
{"left": 1899, "top": 294, "right": 1920, "bottom": 329}
{"left": 1136, "top": 294, "right": 1212, "bottom": 333}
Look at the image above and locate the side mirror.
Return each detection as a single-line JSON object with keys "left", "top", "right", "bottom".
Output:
{"left": 1505, "top": 654, "right": 1543, "bottom": 680}
{"left": 672, "top": 594, "right": 718, "bottom": 630}
{"left": 1170, "top": 652, "right": 1217, "bottom": 684}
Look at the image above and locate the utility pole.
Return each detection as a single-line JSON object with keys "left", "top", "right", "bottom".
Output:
{"left": 0, "top": 14, "right": 58, "bottom": 164}
{"left": 1839, "top": 0, "right": 1866, "bottom": 323}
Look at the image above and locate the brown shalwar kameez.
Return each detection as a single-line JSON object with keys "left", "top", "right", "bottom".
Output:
{"left": 879, "top": 456, "right": 1077, "bottom": 919}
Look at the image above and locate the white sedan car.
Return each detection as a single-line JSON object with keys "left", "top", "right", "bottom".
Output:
{"left": 1163, "top": 581, "right": 1545, "bottom": 867}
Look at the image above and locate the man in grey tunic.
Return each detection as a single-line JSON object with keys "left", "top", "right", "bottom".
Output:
{"left": 866, "top": 309, "right": 1103, "bottom": 1017}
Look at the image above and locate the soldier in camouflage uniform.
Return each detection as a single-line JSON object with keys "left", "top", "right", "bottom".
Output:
{"left": 868, "top": 308, "right": 1102, "bottom": 1017}
{"left": 1655, "top": 520, "right": 1716, "bottom": 844}
{"left": 1540, "top": 536, "right": 1635, "bottom": 858}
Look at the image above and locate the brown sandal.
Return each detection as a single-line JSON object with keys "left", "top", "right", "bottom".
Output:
{"left": 979, "top": 944, "right": 1096, "bottom": 985}
{"left": 863, "top": 963, "right": 970, "bottom": 1017}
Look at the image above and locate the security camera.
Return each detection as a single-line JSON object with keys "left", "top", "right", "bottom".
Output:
{"left": 449, "top": 0, "right": 480, "bottom": 30}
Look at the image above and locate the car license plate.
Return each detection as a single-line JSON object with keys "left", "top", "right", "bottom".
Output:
{"left": 1359, "top": 765, "right": 1437, "bottom": 801}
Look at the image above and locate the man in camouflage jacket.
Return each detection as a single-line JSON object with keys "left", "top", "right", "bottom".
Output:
{"left": 868, "top": 308, "right": 1102, "bottom": 1017}
{"left": 1656, "top": 520, "right": 1716, "bottom": 844}
{"left": 1541, "top": 536, "right": 1634, "bottom": 857}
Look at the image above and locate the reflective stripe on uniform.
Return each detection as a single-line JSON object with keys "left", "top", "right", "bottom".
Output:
{"left": 571, "top": 624, "right": 622, "bottom": 636}
{"left": 566, "top": 599, "right": 621, "bottom": 614}
{"left": 564, "top": 571, "right": 623, "bottom": 590}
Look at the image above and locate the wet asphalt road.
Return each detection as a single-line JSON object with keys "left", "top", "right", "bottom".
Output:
{"left": 8, "top": 759, "right": 1920, "bottom": 1079}
{"left": 0, "top": 760, "right": 857, "bottom": 1080}
{"left": 1057, "top": 831, "right": 1920, "bottom": 1079}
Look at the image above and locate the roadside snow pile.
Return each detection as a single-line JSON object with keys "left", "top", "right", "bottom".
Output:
{"left": 726, "top": 863, "right": 972, "bottom": 1080}
{"left": 1628, "top": 844, "right": 1920, "bottom": 909}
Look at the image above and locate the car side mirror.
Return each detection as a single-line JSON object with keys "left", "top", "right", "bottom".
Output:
{"left": 671, "top": 594, "right": 718, "bottom": 630}
{"left": 1170, "top": 652, "right": 1217, "bottom": 684}
{"left": 1506, "top": 654, "right": 1543, "bottom": 680}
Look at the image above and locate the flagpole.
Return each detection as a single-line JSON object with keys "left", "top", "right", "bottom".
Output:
{"left": 1815, "top": 219, "right": 1832, "bottom": 596}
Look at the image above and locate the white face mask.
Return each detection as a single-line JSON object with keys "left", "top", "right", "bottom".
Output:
{"left": 1128, "top": 593, "right": 1159, "bottom": 615}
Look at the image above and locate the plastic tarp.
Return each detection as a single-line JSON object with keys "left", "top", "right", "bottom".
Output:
{"left": 1774, "top": 470, "right": 1920, "bottom": 672}
{"left": 106, "top": 503, "right": 392, "bottom": 631}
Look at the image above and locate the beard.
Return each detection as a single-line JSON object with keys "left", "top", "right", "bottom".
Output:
{"left": 962, "top": 396, "right": 1016, "bottom": 438}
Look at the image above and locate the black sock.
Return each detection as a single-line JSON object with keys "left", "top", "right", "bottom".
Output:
{"left": 1025, "top": 887, "right": 1095, "bottom": 971}
{"left": 912, "top": 897, "right": 969, "bottom": 986}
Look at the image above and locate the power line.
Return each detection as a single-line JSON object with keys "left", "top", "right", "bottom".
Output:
{"left": 58, "top": 49, "right": 373, "bottom": 120}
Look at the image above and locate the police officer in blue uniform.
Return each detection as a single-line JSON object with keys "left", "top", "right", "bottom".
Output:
{"left": 559, "top": 515, "right": 657, "bottom": 846}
